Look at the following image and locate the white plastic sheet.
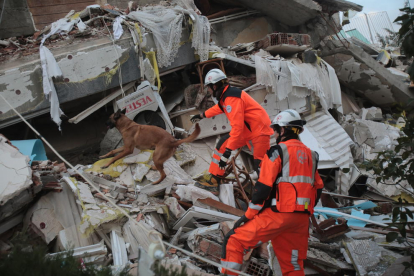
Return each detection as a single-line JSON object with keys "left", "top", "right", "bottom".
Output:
{"left": 219, "top": 184, "right": 236, "bottom": 208}
{"left": 127, "top": 5, "right": 210, "bottom": 67}
{"left": 40, "top": 16, "right": 81, "bottom": 129}
{"left": 113, "top": 16, "right": 125, "bottom": 40}
{"left": 255, "top": 52, "right": 343, "bottom": 112}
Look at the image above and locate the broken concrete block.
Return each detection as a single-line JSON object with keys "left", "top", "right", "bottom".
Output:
{"left": 77, "top": 181, "right": 97, "bottom": 204}
{"left": 30, "top": 208, "right": 64, "bottom": 244}
{"left": 194, "top": 237, "right": 222, "bottom": 262}
{"left": 360, "top": 107, "right": 382, "bottom": 121}
{"left": 144, "top": 212, "right": 170, "bottom": 237}
{"left": 25, "top": 183, "right": 98, "bottom": 248}
{"left": 118, "top": 166, "right": 135, "bottom": 187}
{"left": 123, "top": 219, "right": 154, "bottom": 252}
{"left": 79, "top": 205, "right": 124, "bottom": 236}
{"left": 174, "top": 143, "right": 197, "bottom": 167}
{"left": 136, "top": 193, "right": 149, "bottom": 205}
{"left": 164, "top": 197, "right": 186, "bottom": 218}
{"left": 133, "top": 163, "right": 151, "bottom": 182}
{"left": 146, "top": 158, "right": 194, "bottom": 184}
{"left": 175, "top": 185, "right": 219, "bottom": 204}
{"left": 174, "top": 206, "right": 238, "bottom": 231}
{"left": 0, "top": 136, "right": 32, "bottom": 205}
{"left": 139, "top": 178, "right": 174, "bottom": 196}
{"left": 307, "top": 247, "right": 353, "bottom": 270}
{"left": 354, "top": 119, "right": 400, "bottom": 151}
{"left": 99, "top": 128, "right": 123, "bottom": 156}
{"left": 344, "top": 239, "right": 381, "bottom": 276}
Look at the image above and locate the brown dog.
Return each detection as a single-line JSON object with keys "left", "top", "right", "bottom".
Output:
{"left": 100, "top": 109, "right": 200, "bottom": 184}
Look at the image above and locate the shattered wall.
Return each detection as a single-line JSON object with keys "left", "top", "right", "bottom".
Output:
{"left": 211, "top": 16, "right": 292, "bottom": 47}
{"left": 26, "top": 0, "right": 96, "bottom": 31}
{"left": 0, "top": 0, "right": 36, "bottom": 39}
{"left": 324, "top": 51, "right": 413, "bottom": 107}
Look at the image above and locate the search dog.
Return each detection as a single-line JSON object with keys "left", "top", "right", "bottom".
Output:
{"left": 100, "top": 109, "right": 200, "bottom": 184}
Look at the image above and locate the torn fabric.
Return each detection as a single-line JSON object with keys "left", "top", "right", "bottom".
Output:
{"left": 113, "top": 16, "right": 125, "bottom": 40}
{"left": 40, "top": 15, "right": 81, "bottom": 129}
{"left": 127, "top": 5, "right": 210, "bottom": 67}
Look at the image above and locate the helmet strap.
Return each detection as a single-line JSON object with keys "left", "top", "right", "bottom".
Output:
{"left": 213, "top": 84, "right": 225, "bottom": 101}
{"left": 275, "top": 125, "right": 282, "bottom": 144}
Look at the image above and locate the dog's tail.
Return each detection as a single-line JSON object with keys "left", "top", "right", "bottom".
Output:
{"left": 172, "top": 123, "right": 201, "bottom": 147}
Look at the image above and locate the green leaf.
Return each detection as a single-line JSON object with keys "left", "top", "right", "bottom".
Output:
{"left": 394, "top": 14, "right": 410, "bottom": 23}
{"left": 342, "top": 168, "right": 350, "bottom": 173}
{"left": 376, "top": 177, "right": 382, "bottom": 183}
{"left": 401, "top": 226, "right": 407, "bottom": 238}
{"left": 393, "top": 207, "right": 400, "bottom": 222}
{"left": 386, "top": 231, "right": 399, "bottom": 242}
{"left": 405, "top": 208, "right": 413, "bottom": 219}
{"left": 403, "top": 151, "right": 410, "bottom": 159}
{"left": 401, "top": 212, "right": 408, "bottom": 223}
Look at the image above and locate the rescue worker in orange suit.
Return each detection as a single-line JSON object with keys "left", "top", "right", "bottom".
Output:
{"left": 191, "top": 68, "right": 273, "bottom": 195}
{"left": 220, "top": 109, "right": 324, "bottom": 276}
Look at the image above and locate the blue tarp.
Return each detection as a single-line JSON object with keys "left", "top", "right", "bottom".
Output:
{"left": 314, "top": 201, "right": 376, "bottom": 227}
{"left": 11, "top": 139, "right": 47, "bottom": 165}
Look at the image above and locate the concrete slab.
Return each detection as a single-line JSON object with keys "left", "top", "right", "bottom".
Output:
{"left": 0, "top": 136, "right": 32, "bottom": 205}
{"left": 322, "top": 42, "right": 414, "bottom": 106}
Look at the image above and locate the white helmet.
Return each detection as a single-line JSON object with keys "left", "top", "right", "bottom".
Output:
{"left": 272, "top": 109, "right": 306, "bottom": 133}
{"left": 204, "top": 69, "right": 227, "bottom": 86}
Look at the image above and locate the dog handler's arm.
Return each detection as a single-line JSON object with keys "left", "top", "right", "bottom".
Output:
{"left": 204, "top": 104, "right": 224, "bottom": 118}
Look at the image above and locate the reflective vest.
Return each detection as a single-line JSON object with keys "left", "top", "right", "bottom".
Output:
{"left": 266, "top": 140, "right": 320, "bottom": 214}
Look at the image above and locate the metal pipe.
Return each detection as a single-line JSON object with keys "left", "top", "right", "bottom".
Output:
{"left": 209, "top": 10, "right": 260, "bottom": 25}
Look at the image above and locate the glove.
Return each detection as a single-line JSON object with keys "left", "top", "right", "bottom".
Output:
{"left": 190, "top": 114, "right": 202, "bottom": 123}
{"left": 233, "top": 215, "right": 249, "bottom": 230}
{"left": 219, "top": 148, "right": 231, "bottom": 169}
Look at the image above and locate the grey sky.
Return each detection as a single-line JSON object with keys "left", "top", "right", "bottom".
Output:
{"left": 349, "top": 0, "right": 408, "bottom": 31}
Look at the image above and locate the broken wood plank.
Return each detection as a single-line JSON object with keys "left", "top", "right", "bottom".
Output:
{"left": 349, "top": 226, "right": 414, "bottom": 238}
{"left": 197, "top": 198, "right": 244, "bottom": 217}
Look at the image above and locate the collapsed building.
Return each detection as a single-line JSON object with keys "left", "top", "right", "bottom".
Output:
{"left": 1, "top": 0, "right": 414, "bottom": 275}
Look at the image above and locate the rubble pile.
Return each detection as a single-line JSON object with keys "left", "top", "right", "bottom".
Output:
{"left": 1, "top": 125, "right": 414, "bottom": 275}
{"left": 1, "top": 0, "right": 414, "bottom": 275}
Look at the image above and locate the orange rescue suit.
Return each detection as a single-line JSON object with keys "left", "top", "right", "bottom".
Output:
{"left": 221, "top": 139, "right": 324, "bottom": 276}
{"left": 203, "top": 85, "right": 273, "bottom": 151}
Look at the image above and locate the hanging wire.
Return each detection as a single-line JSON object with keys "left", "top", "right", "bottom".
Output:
{"left": 103, "top": 18, "right": 126, "bottom": 99}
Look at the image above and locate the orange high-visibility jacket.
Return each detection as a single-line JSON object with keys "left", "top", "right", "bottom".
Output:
{"left": 245, "top": 139, "right": 324, "bottom": 219}
{"left": 203, "top": 85, "right": 273, "bottom": 151}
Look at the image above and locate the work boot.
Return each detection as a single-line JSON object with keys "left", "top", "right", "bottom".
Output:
{"left": 194, "top": 174, "right": 221, "bottom": 195}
